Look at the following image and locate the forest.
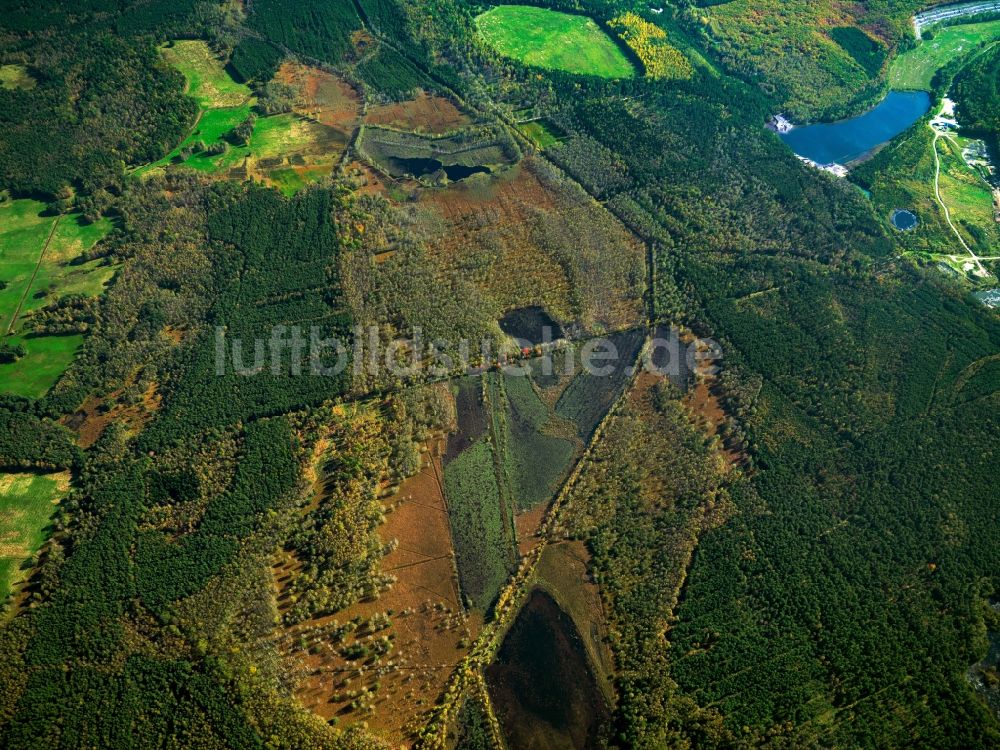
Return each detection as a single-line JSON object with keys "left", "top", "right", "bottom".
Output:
{"left": 0, "top": 1, "right": 202, "bottom": 196}
{"left": 0, "top": 0, "right": 997, "bottom": 747}
{"left": 953, "top": 43, "right": 1000, "bottom": 137}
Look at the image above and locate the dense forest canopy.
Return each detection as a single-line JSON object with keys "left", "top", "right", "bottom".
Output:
{"left": 953, "top": 44, "right": 1000, "bottom": 136}
{"left": 0, "top": 0, "right": 997, "bottom": 748}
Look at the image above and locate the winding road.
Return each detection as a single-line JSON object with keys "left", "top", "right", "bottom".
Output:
{"left": 928, "top": 101, "right": 987, "bottom": 274}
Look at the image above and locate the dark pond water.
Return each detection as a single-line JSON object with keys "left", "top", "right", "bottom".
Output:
{"left": 444, "top": 163, "right": 490, "bottom": 180}
{"left": 499, "top": 306, "right": 563, "bottom": 345}
{"left": 651, "top": 324, "right": 693, "bottom": 391}
{"left": 779, "top": 90, "right": 931, "bottom": 165}
{"left": 444, "top": 375, "right": 487, "bottom": 464}
{"left": 385, "top": 156, "right": 489, "bottom": 181}
{"left": 891, "top": 209, "right": 919, "bottom": 230}
{"left": 486, "top": 588, "right": 610, "bottom": 750}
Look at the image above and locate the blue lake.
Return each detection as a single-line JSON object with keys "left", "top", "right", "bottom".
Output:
{"left": 779, "top": 91, "right": 932, "bottom": 165}
{"left": 891, "top": 209, "right": 919, "bottom": 230}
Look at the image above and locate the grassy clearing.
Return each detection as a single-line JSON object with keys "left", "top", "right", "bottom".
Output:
{"left": 890, "top": 20, "right": 1000, "bottom": 90}
{"left": 160, "top": 40, "right": 250, "bottom": 107}
{"left": 936, "top": 135, "right": 999, "bottom": 253}
{"left": 252, "top": 113, "right": 339, "bottom": 160}
{"left": 499, "top": 374, "right": 575, "bottom": 511}
{"left": 442, "top": 438, "right": 513, "bottom": 611}
{"left": 0, "top": 336, "right": 85, "bottom": 400}
{"left": 0, "top": 63, "right": 36, "bottom": 91}
{"left": 142, "top": 41, "right": 254, "bottom": 176}
{"left": 0, "top": 471, "right": 68, "bottom": 608}
{"left": 0, "top": 199, "right": 113, "bottom": 398}
{"left": 475, "top": 6, "right": 635, "bottom": 79}
{"left": 140, "top": 108, "right": 339, "bottom": 187}
{"left": 142, "top": 49, "right": 340, "bottom": 192}
{"left": 267, "top": 166, "right": 332, "bottom": 196}
{"left": 137, "top": 104, "right": 252, "bottom": 175}
{"left": 517, "top": 120, "right": 564, "bottom": 149}
{"left": 555, "top": 330, "right": 646, "bottom": 439}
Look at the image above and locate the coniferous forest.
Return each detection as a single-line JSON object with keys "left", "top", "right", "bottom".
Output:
{"left": 0, "top": 0, "right": 998, "bottom": 748}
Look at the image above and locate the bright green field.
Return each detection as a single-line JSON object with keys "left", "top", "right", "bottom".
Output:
{"left": 890, "top": 20, "right": 1000, "bottom": 89}
{"left": 140, "top": 110, "right": 337, "bottom": 186}
{"left": 137, "top": 104, "right": 253, "bottom": 175}
{"left": 936, "top": 134, "right": 999, "bottom": 254}
{"left": 476, "top": 6, "right": 635, "bottom": 78}
{"left": 0, "top": 199, "right": 113, "bottom": 398}
{"left": 267, "top": 165, "right": 333, "bottom": 196}
{"left": 518, "top": 120, "right": 563, "bottom": 149}
{"left": 137, "top": 41, "right": 255, "bottom": 176}
{"left": 160, "top": 40, "right": 250, "bottom": 108}
{"left": 0, "top": 63, "right": 35, "bottom": 91}
{"left": 0, "top": 471, "right": 68, "bottom": 608}
{"left": 140, "top": 44, "right": 335, "bottom": 192}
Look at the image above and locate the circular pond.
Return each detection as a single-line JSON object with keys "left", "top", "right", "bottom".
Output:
{"left": 891, "top": 209, "right": 919, "bottom": 231}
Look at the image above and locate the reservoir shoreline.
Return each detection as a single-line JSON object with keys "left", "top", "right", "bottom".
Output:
{"left": 777, "top": 90, "right": 932, "bottom": 169}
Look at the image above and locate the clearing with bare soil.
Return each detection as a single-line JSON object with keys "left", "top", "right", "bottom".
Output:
{"left": 280, "top": 438, "right": 472, "bottom": 746}
{"left": 366, "top": 90, "right": 471, "bottom": 134}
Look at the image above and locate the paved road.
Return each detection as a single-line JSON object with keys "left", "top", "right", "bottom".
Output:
{"left": 914, "top": 1, "right": 1000, "bottom": 38}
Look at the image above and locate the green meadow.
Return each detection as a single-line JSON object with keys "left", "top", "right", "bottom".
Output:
{"left": 141, "top": 42, "right": 335, "bottom": 192}
{"left": 935, "top": 134, "right": 999, "bottom": 254}
{"left": 476, "top": 6, "right": 635, "bottom": 78}
{"left": 141, "top": 109, "right": 338, "bottom": 186}
{"left": 890, "top": 20, "right": 1000, "bottom": 90}
{"left": 0, "top": 471, "right": 68, "bottom": 608}
{"left": 160, "top": 40, "right": 251, "bottom": 107}
{"left": 137, "top": 104, "right": 253, "bottom": 175}
{"left": 266, "top": 165, "right": 333, "bottom": 196}
{"left": 138, "top": 40, "right": 254, "bottom": 176}
{"left": 517, "top": 119, "right": 564, "bottom": 149}
{"left": 0, "top": 63, "right": 35, "bottom": 91}
{"left": 0, "top": 199, "right": 113, "bottom": 398}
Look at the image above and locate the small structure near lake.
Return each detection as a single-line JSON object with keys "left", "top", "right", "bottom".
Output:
{"left": 768, "top": 114, "right": 794, "bottom": 134}
{"left": 974, "top": 288, "right": 1000, "bottom": 308}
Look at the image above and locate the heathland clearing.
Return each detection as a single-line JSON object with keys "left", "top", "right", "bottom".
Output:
{"left": 0, "top": 64, "right": 35, "bottom": 91}
{"left": 144, "top": 48, "right": 344, "bottom": 193}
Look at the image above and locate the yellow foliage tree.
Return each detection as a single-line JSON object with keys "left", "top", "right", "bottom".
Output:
{"left": 609, "top": 12, "right": 694, "bottom": 81}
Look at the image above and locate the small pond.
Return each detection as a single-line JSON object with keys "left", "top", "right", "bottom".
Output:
{"left": 385, "top": 156, "right": 490, "bottom": 181}
{"left": 891, "top": 208, "right": 919, "bottom": 230}
{"left": 499, "top": 306, "right": 563, "bottom": 345}
{"left": 486, "top": 588, "right": 610, "bottom": 749}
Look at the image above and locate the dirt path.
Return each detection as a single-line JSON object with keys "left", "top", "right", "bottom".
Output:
{"left": 929, "top": 105, "right": 988, "bottom": 276}
{"left": 6, "top": 214, "right": 61, "bottom": 334}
